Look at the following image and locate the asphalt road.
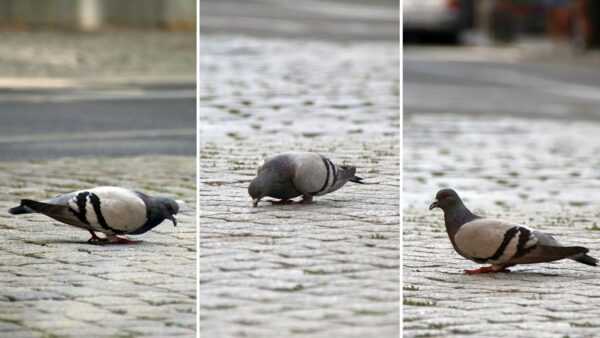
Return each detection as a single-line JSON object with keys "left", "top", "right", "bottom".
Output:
{"left": 200, "top": 0, "right": 399, "bottom": 41}
{"left": 404, "top": 46, "right": 600, "bottom": 121}
{"left": 0, "top": 83, "right": 195, "bottom": 161}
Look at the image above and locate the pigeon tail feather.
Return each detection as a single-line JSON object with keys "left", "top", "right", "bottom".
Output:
{"left": 20, "top": 199, "right": 92, "bottom": 231}
{"left": 8, "top": 204, "right": 33, "bottom": 215}
{"left": 573, "top": 253, "right": 598, "bottom": 266}
{"left": 349, "top": 175, "right": 364, "bottom": 184}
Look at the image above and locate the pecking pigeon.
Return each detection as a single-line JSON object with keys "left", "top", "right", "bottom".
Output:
{"left": 8, "top": 186, "right": 178, "bottom": 244}
{"left": 248, "top": 151, "right": 364, "bottom": 207}
{"left": 429, "top": 188, "right": 597, "bottom": 274}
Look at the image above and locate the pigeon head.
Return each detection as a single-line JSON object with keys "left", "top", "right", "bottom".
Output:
{"left": 156, "top": 197, "right": 179, "bottom": 226}
{"left": 429, "top": 188, "right": 462, "bottom": 211}
{"left": 248, "top": 170, "right": 285, "bottom": 207}
{"left": 248, "top": 175, "right": 267, "bottom": 207}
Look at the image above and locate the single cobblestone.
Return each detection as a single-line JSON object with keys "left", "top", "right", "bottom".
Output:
{"left": 404, "top": 113, "right": 600, "bottom": 338}
{"left": 200, "top": 35, "right": 399, "bottom": 337}
{"left": 0, "top": 155, "right": 196, "bottom": 337}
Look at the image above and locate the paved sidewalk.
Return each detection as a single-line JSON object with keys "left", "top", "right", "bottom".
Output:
{"left": 403, "top": 114, "right": 600, "bottom": 338}
{"left": 0, "top": 155, "right": 196, "bottom": 337}
{"left": 0, "top": 30, "right": 195, "bottom": 81}
{"left": 200, "top": 35, "right": 399, "bottom": 337}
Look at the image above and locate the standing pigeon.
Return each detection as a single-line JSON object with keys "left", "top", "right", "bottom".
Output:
{"left": 8, "top": 186, "right": 178, "bottom": 244}
{"left": 429, "top": 188, "right": 597, "bottom": 274}
{"left": 248, "top": 151, "right": 364, "bottom": 207}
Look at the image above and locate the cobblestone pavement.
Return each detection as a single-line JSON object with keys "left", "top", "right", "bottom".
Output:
{"left": 0, "top": 155, "right": 196, "bottom": 337}
{"left": 403, "top": 114, "right": 600, "bottom": 338}
{"left": 200, "top": 35, "right": 399, "bottom": 337}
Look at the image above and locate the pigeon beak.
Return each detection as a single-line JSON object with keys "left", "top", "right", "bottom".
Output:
{"left": 170, "top": 214, "right": 177, "bottom": 226}
{"left": 429, "top": 199, "right": 439, "bottom": 211}
{"left": 252, "top": 198, "right": 259, "bottom": 207}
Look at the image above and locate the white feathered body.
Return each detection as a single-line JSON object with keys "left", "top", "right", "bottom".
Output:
{"left": 61, "top": 186, "right": 148, "bottom": 233}
{"left": 454, "top": 218, "right": 537, "bottom": 266}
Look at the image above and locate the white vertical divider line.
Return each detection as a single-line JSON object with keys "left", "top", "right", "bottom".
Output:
{"left": 196, "top": 0, "right": 201, "bottom": 336}
{"left": 399, "top": 1, "right": 404, "bottom": 336}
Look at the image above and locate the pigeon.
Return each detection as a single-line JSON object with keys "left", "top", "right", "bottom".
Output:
{"left": 8, "top": 186, "right": 178, "bottom": 244}
{"left": 429, "top": 188, "right": 597, "bottom": 274}
{"left": 248, "top": 151, "right": 364, "bottom": 207}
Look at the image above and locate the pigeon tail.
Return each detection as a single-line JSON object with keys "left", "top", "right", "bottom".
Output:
{"left": 573, "top": 253, "right": 598, "bottom": 266}
{"left": 8, "top": 204, "right": 33, "bottom": 215}
{"left": 349, "top": 175, "right": 364, "bottom": 184}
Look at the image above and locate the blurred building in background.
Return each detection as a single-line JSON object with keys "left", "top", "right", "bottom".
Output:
{"left": 403, "top": 0, "right": 475, "bottom": 43}
{"left": 0, "top": 0, "right": 195, "bottom": 30}
{"left": 405, "top": 0, "right": 600, "bottom": 49}
{"left": 479, "top": 0, "right": 600, "bottom": 49}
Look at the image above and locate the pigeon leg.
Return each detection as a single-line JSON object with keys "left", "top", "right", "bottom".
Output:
{"left": 497, "top": 264, "right": 513, "bottom": 273}
{"left": 464, "top": 266, "right": 496, "bottom": 275}
{"left": 87, "top": 231, "right": 108, "bottom": 244}
{"left": 464, "top": 265, "right": 513, "bottom": 275}
{"left": 294, "top": 196, "right": 313, "bottom": 204}
{"left": 112, "top": 236, "right": 142, "bottom": 244}
{"left": 266, "top": 199, "right": 293, "bottom": 205}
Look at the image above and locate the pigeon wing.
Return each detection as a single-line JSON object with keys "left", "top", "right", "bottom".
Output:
{"left": 289, "top": 152, "right": 331, "bottom": 196}
{"left": 454, "top": 218, "right": 537, "bottom": 266}
{"left": 509, "top": 230, "right": 588, "bottom": 265}
{"left": 78, "top": 187, "right": 148, "bottom": 233}
{"left": 20, "top": 199, "right": 92, "bottom": 231}
{"left": 455, "top": 218, "right": 589, "bottom": 266}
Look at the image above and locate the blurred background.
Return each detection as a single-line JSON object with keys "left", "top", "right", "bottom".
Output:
{"left": 199, "top": 0, "right": 399, "bottom": 140}
{"left": 404, "top": 0, "right": 600, "bottom": 49}
{"left": 0, "top": 0, "right": 196, "bottom": 161}
{"left": 201, "top": 0, "right": 398, "bottom": 41}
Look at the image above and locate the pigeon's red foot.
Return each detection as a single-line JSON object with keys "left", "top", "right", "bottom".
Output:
{"left": 266, "top": 199, "right": 293, "bottom": 205}
{"left": 87, "top": 231, "right": 140, "bottom": 245}
{"left": 112, "top": 236, "right": 141, "bottom": 245}
{"left": 87, "top": 231, "right": 109, "bottom": 244}
{"left": 464, "top": 266, "right": 511, "bottom": 275}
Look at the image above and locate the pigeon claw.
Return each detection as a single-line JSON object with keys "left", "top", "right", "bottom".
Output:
{"left": 293, "top": 199, "right": 312, "bottom": 205}
{"left": 112, "top": 236, "right": 142, "bottom": 245}
{"left": 87, "top": 231, "right": 140, "bottom": 245}
{"left": 464, "top": 266, "right": 511, "bottom": 275}
{"left": 266, "top": 199, "right": 293, "bottom": 205}
{"left": 87, "top": 231, "right": 109, "bottom": 244}
{"left": 464, "top": 266, "right": 495, "bottom": 275}
{"left": 266, "top": 198, "right": 313, "bottom": 205}
{"left": 296, "top": 196, "right": 313, "bottom": 204}
{"left": 87, "top": 236, "right": 109, "bottom": 244}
